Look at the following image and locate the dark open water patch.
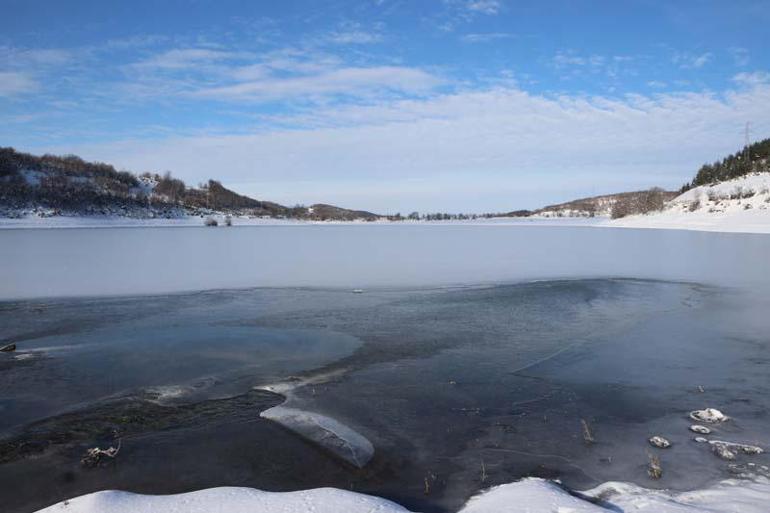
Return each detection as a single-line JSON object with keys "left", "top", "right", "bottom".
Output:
{"left": 1, "top": 279, "right": 769, "bottom": 513}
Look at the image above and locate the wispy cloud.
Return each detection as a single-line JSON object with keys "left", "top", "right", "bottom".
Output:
{"left": 729, "top": 47, "right": 750, "bottom": 67}
{"left": 130, "top": 48, "right": 250, "bottom": 70}
{"left": 673, "top": 51, "right": 712, "bottom": 69}
{"left": 732, "top": 71, "right": 770, "bottom": 86}
{"left": 193, "top": 66, "right": 443, "bottom": 102}
{"left": 549, "top": 51, "right": 636, "bottom": 83}
{"left": 0, "top": 71, "right": 38, "bottom": 97}
{"left": 435, "top": 0, "right": 503, "bottom": 32}
{"left": 0, "top": 47, "right": 76, "bottom": 68}
{"left": 325, "top": 21, "right": 385, "bottom": 44}
{"left": 465, "top": 0, "right": 502, "bottom": 15}
{"left": 460, "top": 32, "right": 516, "bottom": 43}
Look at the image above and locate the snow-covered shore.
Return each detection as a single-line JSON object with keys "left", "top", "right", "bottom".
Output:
{"left": 0, "top": 215, "right": 599, "bottom": 229}
{"left": 605, "top": 173, "right": 770, "bottom": 234}
{"left": 35, "top": 476, "right": 770, "bottom": 513}
{"left": 3, "top": 174, "right": 770, "bottom": 234}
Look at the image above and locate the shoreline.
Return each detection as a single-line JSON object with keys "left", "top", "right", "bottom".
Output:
{"left": 2, "top": 214, "right": 770, "bottom": 234}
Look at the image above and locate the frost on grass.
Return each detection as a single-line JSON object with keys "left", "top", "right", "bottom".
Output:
{"left": 259, "top": 406, "right": 374, "bottom": 468}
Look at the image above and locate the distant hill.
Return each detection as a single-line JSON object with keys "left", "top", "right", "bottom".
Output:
{"left": 0, "top": 147, "right": 379, "bottom": 221}
{"left": 498, "top": 190, "right": 677, "bottom": 219}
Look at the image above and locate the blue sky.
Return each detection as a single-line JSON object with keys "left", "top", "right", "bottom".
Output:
{"left": 2, "top": 0, "right": 769, "bottom": 213}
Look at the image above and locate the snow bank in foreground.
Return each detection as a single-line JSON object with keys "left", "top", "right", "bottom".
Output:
{"left": 35, "top": 477, "right": 770, "bottom": 513}
{"left": 35, "top": 486, "right": 409, "bottom": 513}
{"left": 606, "top": 173, "right": 770, "bottom": 233}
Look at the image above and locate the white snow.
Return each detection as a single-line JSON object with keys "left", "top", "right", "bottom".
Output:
{"left": 34, "top": 477, "right": 770, "bottom": 513}
{"left": 34, "top": 486, "right": 411, "bottom": 513}
{"left": 606, "top": 173, "right": 770, "bottom": 233}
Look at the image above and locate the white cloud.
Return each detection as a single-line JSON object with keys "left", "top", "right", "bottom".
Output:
{"left": 673, "top": 51, "right": 713, "bottom": 69}
{"left": 328, "top": 31, "right": 383, "bottom": 44}
{"left": 0, "top": 71, "right": 38, "bottom": 97}
{"left": 130, "top": 48, "right": 249, "bottom": 70}
{"left": 732, "top": 71, "right": 770, "bottom": 86}
{"left": 460, "top": 32, "right": 516, "bottom": 43}
{"left": 192, "top": 66, "right": 443, "bottom": 102}
{"left": 60, "top": 82, "right": 770, "bottom": 213}
{"left": 0, "top": 47, "right": 75, "bottom": 68}
{"left": 326, "top": 21, "right": 385, "bottom": 45}
{"left": 465, "top": 0, "right": 502, "bottom": 15}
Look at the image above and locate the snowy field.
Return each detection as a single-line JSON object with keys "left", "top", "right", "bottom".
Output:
{"left": 606, "top": 173, "right": 770, "bottom": 233}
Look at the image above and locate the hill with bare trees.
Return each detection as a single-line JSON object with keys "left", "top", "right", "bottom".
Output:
{"left": 0, "top": 147, "right": 379, "bottom": 221}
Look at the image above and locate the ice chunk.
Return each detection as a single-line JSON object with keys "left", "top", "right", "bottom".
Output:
{"left": 260, "top": 406, "right": 374, "bottom": 468}
{"left": 690, "top": 424, "right": 711, "bottom": 434}
{"left": 690, "top": 408, "right": 729, "bottom": 423}
{"left": 649, "top": 436, "right": 671, "bottom": 448}
{"left": 710, "top": 440, "right": 763, "bottom": 456}
{"left": 712, "top": 443, "right": 737, "bottom": 460}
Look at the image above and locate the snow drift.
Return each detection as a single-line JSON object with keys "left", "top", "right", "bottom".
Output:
{"left": 607, "top": 172, "right": 770, "bottom": 233}
{"left": 35, "top": 477, "right": 770, "bottom": 513}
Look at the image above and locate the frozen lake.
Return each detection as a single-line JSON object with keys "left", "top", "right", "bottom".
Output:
{"left": 1, "top": 225, "right": 769, "bottom": 513}
{"left": 1, "top": 223, "right": 769, "bottom": 299}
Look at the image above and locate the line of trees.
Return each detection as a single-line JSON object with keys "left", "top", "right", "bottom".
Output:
{"left": 610, "top": 188, "right": 671, "bottom": 219}
{"left": 386, "top": 211, "right": 480, "bottom": 221}
{"left": 682, "top": 137, "right": 770, "bottom": 191}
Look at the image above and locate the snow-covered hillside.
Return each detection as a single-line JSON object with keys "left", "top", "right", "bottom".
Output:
{"left": 35, "top": 477, "right": 770, "bottom": 513}
{"left": 607, "top": 173, "right": 770, "bottom": 233}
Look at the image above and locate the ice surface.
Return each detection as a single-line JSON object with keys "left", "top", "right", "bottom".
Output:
{"left": 34, "top": 477, "right": 770, "bottom": 513}
{"left": 3, "top": 223, "right": 770, "bottom": 300}
{"left": 260, "top": 406, "right": 375, "bottom": 468}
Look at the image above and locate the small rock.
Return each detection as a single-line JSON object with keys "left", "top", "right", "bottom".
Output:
{"left": 711, "top": 443, "right": 737, "bottom": 460}
{"left": 0, "top": 343, "right": 16, "bottom": 352}
{"left": 690, "top": 425, "right": 711, "bottom": 434}
{"left": 690, "top": 408, "right": 729, "bottom": 423}
{"left": 649, "top": 436, "right": 671, "bottom": 449}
